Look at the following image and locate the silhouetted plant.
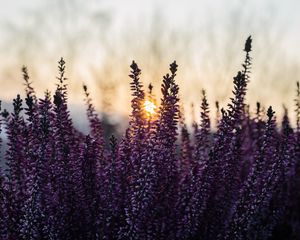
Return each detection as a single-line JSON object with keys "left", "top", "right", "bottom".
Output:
{"left": 0, "top": 36, "right": 299, "bottom": 240}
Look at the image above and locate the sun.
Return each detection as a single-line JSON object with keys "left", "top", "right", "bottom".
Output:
{"left": 143, "top": 100, "right": 157, "bottom": 116}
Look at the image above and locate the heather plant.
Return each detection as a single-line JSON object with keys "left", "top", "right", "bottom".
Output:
{"left": 194, "top": 89, "right": 211, "bottom": 171}
{"left": 179, "top": 108, "right": 193, "bottom": 174}
{"left": 0, "top": 36, "right": 300, "bottom": 240}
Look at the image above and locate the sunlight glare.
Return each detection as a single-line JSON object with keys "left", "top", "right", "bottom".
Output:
{"left": 144, "top": 100, "right": 157, "bottom": 116}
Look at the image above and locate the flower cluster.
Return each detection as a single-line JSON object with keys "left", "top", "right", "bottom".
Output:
{"left": 0, "top": 37, "right": 300, "bottom": 240}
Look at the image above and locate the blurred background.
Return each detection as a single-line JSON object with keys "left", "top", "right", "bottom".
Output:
{"left": 0, "top": 0, "right": 299, "bottom": 130}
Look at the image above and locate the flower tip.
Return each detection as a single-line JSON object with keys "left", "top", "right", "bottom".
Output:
{"left": 170, "top": 61, "right": 178, "bottom": 75}
{"left": 244, "top": 36, "right": 252, "bottom": 52}
{"left": 83, "top": 84, "right": 87, "bottom": 92}
{"left": 267, "top": 106, "right": 275, "bottom": 120}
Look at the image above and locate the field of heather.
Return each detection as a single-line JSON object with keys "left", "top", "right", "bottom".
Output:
{"left": 0, "top": 36, "right": 300, "bottom": 240}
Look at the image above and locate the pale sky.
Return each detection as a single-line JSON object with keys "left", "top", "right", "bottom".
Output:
{"left": 0, "top": 0, "right": 299, "bottom": 125}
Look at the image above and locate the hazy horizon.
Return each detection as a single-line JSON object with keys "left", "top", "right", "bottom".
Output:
{"left": 0, "top": 0, "right": 299, "bottom": 126}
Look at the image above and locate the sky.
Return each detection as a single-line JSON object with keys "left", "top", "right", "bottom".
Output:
{"left": 0, "top": 0, "right": 299, "bottom": 126}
